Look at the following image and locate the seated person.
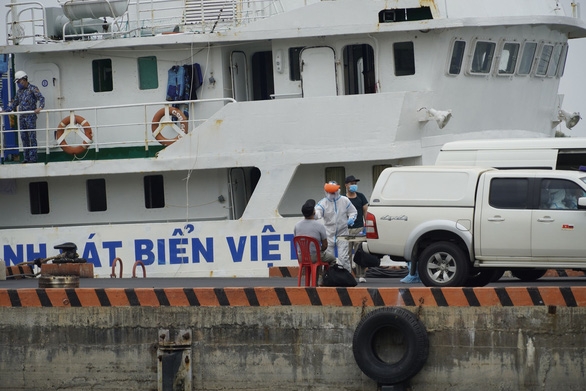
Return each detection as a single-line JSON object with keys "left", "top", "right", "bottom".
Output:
{"left": 549, "top": 188, "right": 568, "bottom": 209}
{"left": 563, "top": 188, "right": 586, "bottom": 209}
{"left": 294, "top": 199, "right": 336, "bottom": 283}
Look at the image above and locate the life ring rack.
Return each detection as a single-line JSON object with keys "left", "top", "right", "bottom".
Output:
{"left": 151, "top": 106, "right": 189, "bottom": 146}
{"left": 55, "top": 114, "right": 93, "bottom": 155}
{"left": 352, "top": 306, "right": 429, "bottom": 385}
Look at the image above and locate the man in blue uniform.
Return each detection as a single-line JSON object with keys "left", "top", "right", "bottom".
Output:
{"left": 345, "top": 175, "right": 369, "bottom": 282}
{"left": 2, "top": 70, "right": 45, "bottom": 163}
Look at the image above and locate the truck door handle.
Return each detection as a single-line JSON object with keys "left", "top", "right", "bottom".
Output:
{"left": 537, "top": 217, "right": 554, "bottom": 222}
{"left": 487, "top": 216, "right": 505, "bottom": 222}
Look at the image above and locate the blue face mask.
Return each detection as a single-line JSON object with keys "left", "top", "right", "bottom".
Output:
{"left": 349, "top": 185, "right": 358, "bottom": 192}
{"left": 17, "top": 82, "right": 25, "bottom": 89}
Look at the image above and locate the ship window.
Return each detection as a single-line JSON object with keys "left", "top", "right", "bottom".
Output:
{"left": 325, "top": 167, "right": 346, "bottom": 193}
{"left": 557, "top": 44, "right": 568, "bottom": 77}
{"left": 29, "top": 181, "right": 49, "bottom": 215}
{"left": 379, "top": 7, "right": 433, "bottom": 22}
{"left": 343, "top": 44, "right": 375, "bottom": 94}
{"left": 536, "top": 44, "right": 553, "bottom": 76}
{"left": 289, "top": 47, "right": 303, "bottom": 81}
{"left": 470, "top": 41, "right": 495, "bottom": 74}
{"left": 87, "top": 178, "right": 107, "bottom": 212}
{"left": 394, "top": 41, "right": 415, "bottom": 76}
{"left": 144, "top": 175, "right": 165, "bottom": 209}
{"left": 517, "top": 42, "right": 537, "bottom": 75}
{"left": 92, "top": 59, "right": 113, "bottom": 92}
{"left": 546, "top": 44, "right": 563, "bottom": 77}
{"left": 448, "top": 40, "right": 466, "bottom": 75}
{"left": 498, "top": 42, "right": 520, "bottom": 75}
{"left": 138, "top": 56, "right": 159, "bottom": 90}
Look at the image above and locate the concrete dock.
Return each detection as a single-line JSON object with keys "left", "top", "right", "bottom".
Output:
{"left": 1, "top": 271, "right": 586, "bottom": 390}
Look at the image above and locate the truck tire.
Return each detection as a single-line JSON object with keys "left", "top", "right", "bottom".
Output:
{"left": 352, "top": 307, "right": 429, "bottom": 384}
{"left": 417, "top": 242, "right": 470, "bottom": 287}
{"left": 491, "top": 268, "right": 506, "bottom": 282}
{"left": 511, "top": 268, "right": 547, "bottom": 282}
{"left": 465, "top": 268, "right": 500, "bottom": 287}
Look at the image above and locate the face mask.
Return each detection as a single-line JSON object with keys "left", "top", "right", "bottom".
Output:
{"left": 327, "top": 193, "right": 336, "bottom": 201}
{"left": 17, "top": 82, "right": 25, "bottom": 89}
{"left": 349, "top": 185, "right": 358, "bottom": 192}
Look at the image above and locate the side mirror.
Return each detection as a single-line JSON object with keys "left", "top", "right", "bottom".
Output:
{"left": 578, "top": 197, "right": 586, "bottom": 209}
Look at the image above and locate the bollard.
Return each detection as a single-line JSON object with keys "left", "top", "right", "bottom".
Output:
{"left": 0, "top": 260, "right": 5, "bottom": 280}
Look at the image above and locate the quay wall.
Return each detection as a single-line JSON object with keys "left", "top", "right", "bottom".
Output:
{"left": 1, "top": 286, "right": 585, "bottom": 391}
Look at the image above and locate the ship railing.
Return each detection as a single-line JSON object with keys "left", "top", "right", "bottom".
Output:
{"left": 3, "top": 0, "right": 285, "bottom": 44}
{"left": 0, "top": 98, "right": 236, "bottom": 162}
{"left": 4, "top": 1, "right": 48, "bottom": 45}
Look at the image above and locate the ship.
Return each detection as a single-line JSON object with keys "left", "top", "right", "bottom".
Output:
{"left": 1, "top": 0, "right": 585, "bottom": 278}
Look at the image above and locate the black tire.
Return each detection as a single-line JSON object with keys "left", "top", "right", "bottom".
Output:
{"left": 491, "top": 268, "right": 506, "bottom": 282}
{"left": 511, "top": 268, "right": 547, "bottom": 282}
{"left": 465, "top": 268, "right": 500, "bottom": 287}
{"left": 352, "top": 307, "right": 429, "bottom": 385}
{"left": 417, "top": 242, "right": 470, "bottom": 287}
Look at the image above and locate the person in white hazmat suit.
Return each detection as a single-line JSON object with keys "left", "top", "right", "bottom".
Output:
{"left": 315, "top": 181, "right": 358, "bottom": 273}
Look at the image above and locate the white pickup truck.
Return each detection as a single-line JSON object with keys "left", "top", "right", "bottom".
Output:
{"left": 363, "top": 166, "right": 586, "bottom": 287}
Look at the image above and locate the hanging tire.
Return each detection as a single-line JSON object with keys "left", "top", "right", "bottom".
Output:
{"left": 352, "top": 307, "right": 429, "bottom": 385}
{"left": 417, "top": 241, "right": 470, "bottom": 287}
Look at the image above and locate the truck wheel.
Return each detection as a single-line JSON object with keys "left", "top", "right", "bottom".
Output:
{"left": 465, "top": 268, "right": 500, "bottom": 287}
{"left": 511, "top": 268, "right": 547, "bottom": 282}
{"left": 491, "top": 268, "right": 506, "bottom": 282}
{"left": 417, "top": 242, "right": 470, "bottom": 287}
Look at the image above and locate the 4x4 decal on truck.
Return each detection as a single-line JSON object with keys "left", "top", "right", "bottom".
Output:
{"left": 381, "top": 215, "right": 408, "bottom": 221}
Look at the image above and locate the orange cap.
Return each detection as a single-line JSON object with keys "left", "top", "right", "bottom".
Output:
{"left": 324, "top": 182, "right": 340, "bottom": 193}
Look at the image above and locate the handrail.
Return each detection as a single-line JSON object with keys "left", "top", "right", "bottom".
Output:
{"left": 4, "top": 1, "right": 47, "bottom": 45}
{"left": 0, "top": 98, "right": 235, "bottom": 161}
{"left": 3, "top": 1, "right": 286, "bottom": 45}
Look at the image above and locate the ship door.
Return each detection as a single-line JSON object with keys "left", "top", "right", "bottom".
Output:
{"left": 27, "top": 63, "right": 60, "bottom": 111}
{"left": 230, "top": 51, "right": 249, "bottom": 101}
{"left": 229, "top": 168, "right": 247, "bottom": 220}
{"left": 300, "top": 46, "right": 337, "bottom": 97}
{"left": 251, "top": 51, "right": 274, "bottom": 100}
{"left": 27, "top": 63, "right": 61, "bottom": 148}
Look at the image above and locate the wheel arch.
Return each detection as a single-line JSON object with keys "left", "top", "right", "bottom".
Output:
{"left": 404, "top": 220, "right": 473, "bottom": 264}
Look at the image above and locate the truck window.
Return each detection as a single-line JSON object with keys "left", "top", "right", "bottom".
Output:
{"left": 489, "top": 178, "right": 529, "bottom": 209}
{"left": 539, "top": 179, "right": 586, "bottom": 210}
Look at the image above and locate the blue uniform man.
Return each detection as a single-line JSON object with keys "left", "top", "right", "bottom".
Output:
{"left": 3, "top": 70, "right": 45, "bottom": 163}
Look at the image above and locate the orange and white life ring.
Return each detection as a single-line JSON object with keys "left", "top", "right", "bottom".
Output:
{"left": 55, "top": 115, "right": 93, "bottom": 155}
{"left": 151, "top": 106, "right": 189, "bottom": 146}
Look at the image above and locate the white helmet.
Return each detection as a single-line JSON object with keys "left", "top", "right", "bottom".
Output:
{"left": 14, "top": 70, "right": 27, "bottom": 83}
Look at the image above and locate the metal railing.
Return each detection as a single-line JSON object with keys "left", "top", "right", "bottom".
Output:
{"left": 0, "top": 97, "right": 235, "bottom": 161}
{"left": 4, "top": 0, "right": 286, "bottom": 44}
{"left": 4, "top": 1, "right": 47, "bottom": 45}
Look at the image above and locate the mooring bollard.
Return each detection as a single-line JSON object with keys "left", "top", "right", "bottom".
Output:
{"left": 0, "top": 259, "right": 6, "bottom": 281}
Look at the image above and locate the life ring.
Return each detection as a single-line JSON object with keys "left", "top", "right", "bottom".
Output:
{"left": 55, "top": 115, "right": 93, "bottom": 155}
{"left": 352, "top": 307, "right": 429, "bottom": 385}
{"left": 151, "top": 106, "right": 188, "bottom": 146}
